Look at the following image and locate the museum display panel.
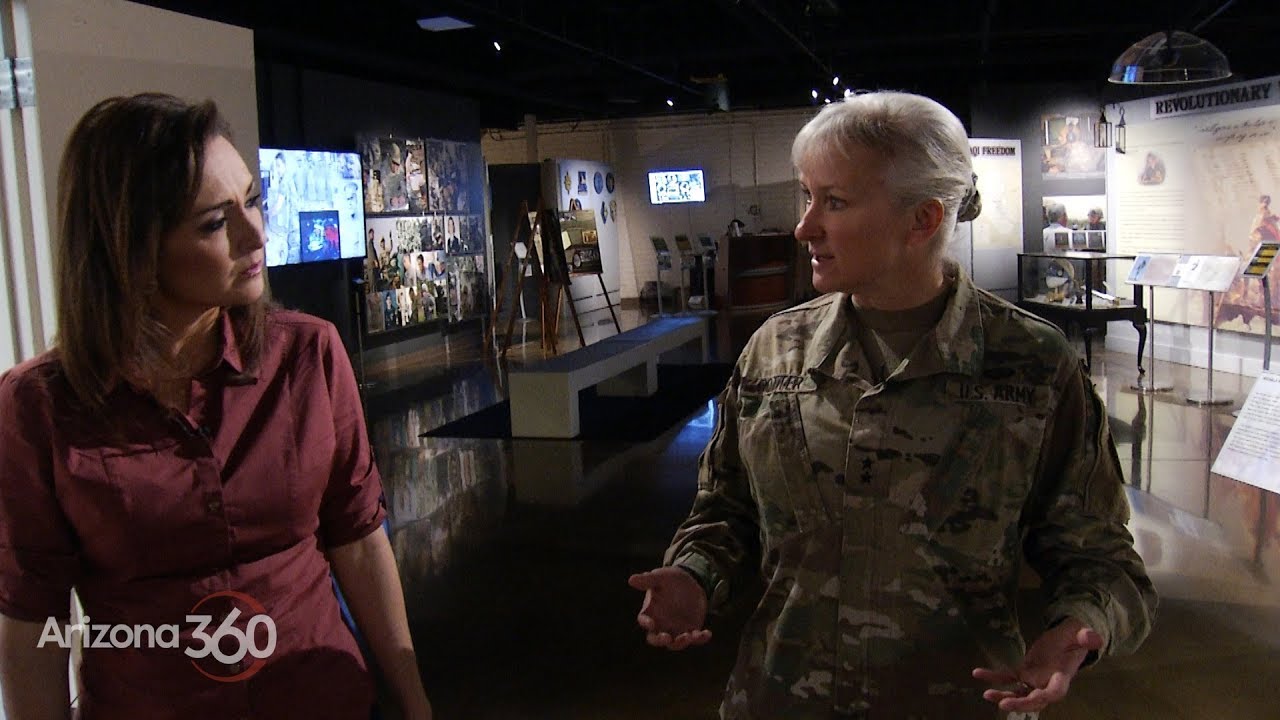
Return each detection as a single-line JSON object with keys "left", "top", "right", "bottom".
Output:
{"left": 358, "top": 134, "right": 489, "bottom": 333}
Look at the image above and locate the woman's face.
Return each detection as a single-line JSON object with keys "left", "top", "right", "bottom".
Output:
{"left": 153, "top": 135, "right": 265, "bottom": 330}
{"left": 795, "top": 144, "right": 917, "bottom": 303}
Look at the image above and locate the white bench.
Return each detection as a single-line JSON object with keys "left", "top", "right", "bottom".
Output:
{"left": 507, "top": 317, "right": 710, "bottom": 438}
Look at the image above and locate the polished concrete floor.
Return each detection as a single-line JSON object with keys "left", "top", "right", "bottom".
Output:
{"left": 363, "top": 307, "right": 1280, "bottom": 719}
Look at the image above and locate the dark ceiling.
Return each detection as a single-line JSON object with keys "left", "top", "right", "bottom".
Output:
{"left": 135, "top": 0, "right": 1279, "bottom": 128}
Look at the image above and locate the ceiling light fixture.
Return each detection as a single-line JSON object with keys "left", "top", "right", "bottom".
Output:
{"left": 1108, "top": 30, "right": 1231, "bottom": 84}
{"left": 493, "top": 40, "right": 502, "bottom": 52}
{"left": 666, "top": 98, "right": 675, "bottom": 108}
{"left": 416, "top": 15, "right": 474, "bottom": 32}
{"left": 811, "top": 89, "right": 819, "bottom": 100}
{"left": 831, "top": 75, "right": 840, "bottom": 86}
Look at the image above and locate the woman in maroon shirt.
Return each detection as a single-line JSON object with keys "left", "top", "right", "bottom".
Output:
{"left": 0, "top": 94, "right": 431, "bottom": 719}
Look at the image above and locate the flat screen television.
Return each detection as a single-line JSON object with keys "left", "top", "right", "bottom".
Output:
{"left": 647, "top": 168, "right": 705, "bottom": 205}
{"left": 259, "top": 148, "right": 365, "bottom": 267}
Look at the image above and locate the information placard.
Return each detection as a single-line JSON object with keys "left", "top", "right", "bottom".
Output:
{"left": 1243, "top": 242, "right": 1279, "bottom": 278}
{"left": 1211, "top": 372, "right": 1280, "bottom": 494}
{"left": 1126, "top": 253, "right": 1241, "bottom": 292}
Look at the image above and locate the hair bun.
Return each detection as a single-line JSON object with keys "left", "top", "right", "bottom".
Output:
{"left": 957, "top": 187, "right": 982, "bottom": 222}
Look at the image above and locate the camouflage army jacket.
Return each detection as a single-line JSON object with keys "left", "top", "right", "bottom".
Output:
{"left": 666, "top": 265, "right": 1156, "bottom": 719}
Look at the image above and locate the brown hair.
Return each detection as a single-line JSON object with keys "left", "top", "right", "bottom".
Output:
{"left": 54, "top": 93, "right": 270, "bottom": 419}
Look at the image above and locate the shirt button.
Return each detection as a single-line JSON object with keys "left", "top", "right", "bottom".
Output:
{"left": 206, "top": 499, "right": 223, "bottom": 513}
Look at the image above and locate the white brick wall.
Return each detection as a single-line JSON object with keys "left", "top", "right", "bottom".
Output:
{"left": 482, "top": 108, "right": 814, "bottom": 300}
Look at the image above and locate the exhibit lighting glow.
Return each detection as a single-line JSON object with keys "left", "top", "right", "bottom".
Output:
{"left": 843, "top": 88, "right": 854, "bottom": 98}
{"left": 823, "top": 97, "right": 832, "bottom": 104}
{"left": 811, "top": 89, "right": 819, "bottom": 99}
{"left": 666, "top": 98, "right": 675, "bottom": 107}
{"left": 831, "top": 75, "right": 840, "bottom": 86}
{"left": 493, "top": 40, "right": 502, "bottom": 52}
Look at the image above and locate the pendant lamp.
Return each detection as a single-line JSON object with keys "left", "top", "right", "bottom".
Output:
{"left": 1109, "top": 30, "right": 1231, "bottom": 84}
{"left": 1115, "top": 107, "right": 1127, "bottom": 154}
{"left": 1094, "top": 106, "right": 1113, "bottom": 148}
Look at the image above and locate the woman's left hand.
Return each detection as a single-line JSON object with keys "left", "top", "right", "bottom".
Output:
{"left": 971, "top": 616, "right": 1104, "bottom": 713}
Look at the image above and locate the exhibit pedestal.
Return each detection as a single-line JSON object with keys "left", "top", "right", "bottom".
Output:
{"left": 1185, "top": 291, "right": 1233, "bottom": 407}
{"left": 651, "top": 239, "right": 675, "bottom": 319}
{"left": 690, "top": 249, "right": 718, "bottom": 317}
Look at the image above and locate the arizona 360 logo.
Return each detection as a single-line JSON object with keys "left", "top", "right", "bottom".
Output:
{"left": 186, "top": 590, "right": 277, "bottom": 682}
{"left": 38, "top": 590, "right": 278, "bottom": 683}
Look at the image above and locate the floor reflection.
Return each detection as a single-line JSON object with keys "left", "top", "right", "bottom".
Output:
{"left": 362, "top": 318, "right": 1279, "bottom": 719}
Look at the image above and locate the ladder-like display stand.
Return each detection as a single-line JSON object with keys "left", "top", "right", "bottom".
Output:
{"left": 492, "top": 199, "right": 547, "bottom": 357}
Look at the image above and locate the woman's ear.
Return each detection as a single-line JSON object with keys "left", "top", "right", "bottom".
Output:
{"left": 906, "top": 198, "right": 945, "bottom": 248}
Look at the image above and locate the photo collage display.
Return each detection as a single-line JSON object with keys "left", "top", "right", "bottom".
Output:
{"left": 359, "top": 135, "right": 487, "bottom": 332}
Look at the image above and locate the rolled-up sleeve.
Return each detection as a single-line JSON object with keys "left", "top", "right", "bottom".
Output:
{"left": 315, "top": 324, "right": 386, "bottom": 548}
{"left": 0, "top": 367, "right": 77, "bottom": 621}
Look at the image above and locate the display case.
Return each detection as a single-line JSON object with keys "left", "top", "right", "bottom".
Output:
{"left": 1016, "top": 251, "right": 1147, "bottom": 370}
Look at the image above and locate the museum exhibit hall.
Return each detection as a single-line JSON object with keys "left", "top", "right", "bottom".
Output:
{"left": 1, "top": 1, "right": 1279, "bottom": 718}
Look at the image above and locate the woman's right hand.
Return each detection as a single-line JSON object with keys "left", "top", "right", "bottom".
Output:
{"left": 627, "top": 567, "right": 711, "bottom": 651}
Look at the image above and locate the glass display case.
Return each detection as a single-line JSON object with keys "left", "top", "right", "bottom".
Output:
{"left": 1016, "top": 251, "right": 1147, "bottom": 370}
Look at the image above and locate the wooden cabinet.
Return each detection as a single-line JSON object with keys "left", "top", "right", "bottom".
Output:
{"left": 714, "top": 231, "right": 801, "bottom": 351}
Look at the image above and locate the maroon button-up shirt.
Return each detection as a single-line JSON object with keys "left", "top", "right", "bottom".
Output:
{"left": 0, "top": 310, "right": 386, "bottom": 719}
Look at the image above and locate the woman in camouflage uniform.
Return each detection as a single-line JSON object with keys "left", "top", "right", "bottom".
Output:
{"left": 630, "top": 91, "right": 1156, "bottom": 719}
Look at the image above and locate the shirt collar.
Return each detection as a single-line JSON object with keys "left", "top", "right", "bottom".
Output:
{"left": 805, "top": 260, "right": 987, "bottom": 380}
{"left": 216, "top": 310, "right": 246, "bottom": 375}
{"left": 919, "top": 260, "right": 986, "bottom": 378}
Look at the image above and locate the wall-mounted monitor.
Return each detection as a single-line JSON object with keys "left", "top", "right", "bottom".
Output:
{"left": 647, "top": 168, "right": 705, "bottom": 205}
{"left": 259, "top": 148, "right": 365, "bottom": 267}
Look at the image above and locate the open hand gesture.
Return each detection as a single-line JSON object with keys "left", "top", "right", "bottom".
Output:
{"left": 628, "top": 567, "right": 712, "bottom": 651}
{"left": 973, "top": 617, "right": 1104, "bottom": 713}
